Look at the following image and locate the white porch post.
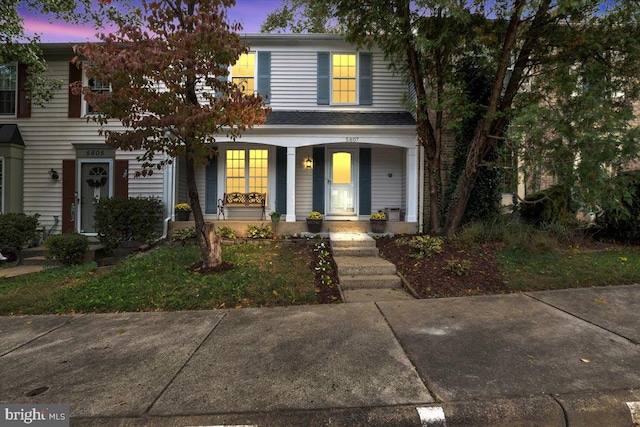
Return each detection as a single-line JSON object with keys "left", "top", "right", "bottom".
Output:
{"left": 406, "top": 146, "right": 418, "bottom": 223}
{"left": 286, "top": 147, "right": 296, "bottom": 222}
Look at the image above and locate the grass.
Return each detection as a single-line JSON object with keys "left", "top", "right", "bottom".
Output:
{"left": 501, "top": 246, "right": 640, "bottom": 292}
{"left": 0, "top": 244, "right": 316, "bottom": 315}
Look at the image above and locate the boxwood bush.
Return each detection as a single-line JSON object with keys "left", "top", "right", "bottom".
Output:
{"left": 45, "top": 233, "right": 89, "bottom": 266}
{"left": 94, "top": 197, "right": 163, "bottom": 250}
{"left": 519, "top": 186, "right": 574, "bottom": 225}
{"left": 0, "top": 213, "right": 39, "bottom": 249}
{"left": 597, "top": 171, "right": 640, "bottom": 243}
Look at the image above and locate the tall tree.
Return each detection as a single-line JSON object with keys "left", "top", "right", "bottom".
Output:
{"left": 264, "top": 0, "right": 640, "bottom": 236}
{"left": 73, "top": 0, "right": 269, "bottom": 268}
{"left": 2, "top": 0, "right": 128, "bottom": 107}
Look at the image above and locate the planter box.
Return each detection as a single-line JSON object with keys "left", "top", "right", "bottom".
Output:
{"left": 306, "top": 219, "right": 323, "bottom": 233}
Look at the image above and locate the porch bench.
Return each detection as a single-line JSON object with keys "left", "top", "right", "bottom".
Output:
{"left": 217, "top": 192, "right": 266, "bottom": 220}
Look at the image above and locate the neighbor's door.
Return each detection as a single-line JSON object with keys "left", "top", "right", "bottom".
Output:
{"left": 79, "top": 162, "right": 111, "bottom": 233}
{"left": 328, "top": 149, "right": 357, "bottom": 216}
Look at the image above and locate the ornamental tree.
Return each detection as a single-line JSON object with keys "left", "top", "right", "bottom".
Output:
{"left": 73, "top": 0, "right": 269, "bottom": 268}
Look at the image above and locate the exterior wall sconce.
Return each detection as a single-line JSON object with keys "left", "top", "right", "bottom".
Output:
{"left": 304, "top": 157, "right": 313, "bottom": 170}
{"left": 49, "top": 169, "right": 59, "bottom": 180}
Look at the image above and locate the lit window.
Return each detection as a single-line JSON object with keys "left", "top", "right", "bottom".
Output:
{"left": 232, "top": 53, "right": 255, "bottom": 95}
{"left": 226, "top": 149, "right": 268, "bottom": 194}
{"left": 332, "top": 54, "right": 356, "bottom": 104}
{"left": 0, "top": 64, "right": 17, "bottom": 116}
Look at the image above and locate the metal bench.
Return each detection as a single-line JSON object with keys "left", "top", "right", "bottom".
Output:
{"left": 217, "top": 192, "right": 266, "bottom": 220}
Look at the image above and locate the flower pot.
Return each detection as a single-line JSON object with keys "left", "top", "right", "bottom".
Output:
{"left": 370, "top": 219, "right": 387, "bottom": 233}
{"left": 306, "top": 218, "right": 323, "bottom": 233}
{"left": 175, "top": 210, "right": 191, "bottom": 221}
{"left": 271, "top": 216, "right": 281, "bottom": 224}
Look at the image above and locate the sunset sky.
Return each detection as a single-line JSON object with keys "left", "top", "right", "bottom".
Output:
{"left": 20, "top": 0, "right": 284, "bottom": 43}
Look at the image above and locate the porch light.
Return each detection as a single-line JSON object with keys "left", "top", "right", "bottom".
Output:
{"left": 48, "top": 169, "right": 59, "bottom": 180}
{"left": 304, "top": 157, "right": 313, "bottom": 170}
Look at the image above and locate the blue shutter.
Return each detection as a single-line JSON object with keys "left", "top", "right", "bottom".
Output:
{"left": 317, "top": 52, "right": 330, "bottom": 105}
{"left": 359, "top": 148, "right": 371, "bottom": 215}
{"left": 257, "top": 51, "right": 271, "bottom": 104}
{"left": 359, "top": 52, "right": 372, "bottom": 106}
{"left": 312, "top": 147, "right": 325, "bottom": 213}
{"left": 205, "top": 155, "right": 218, "bottom": 214}
{"left": 276, "top": 147, "right": 287, "bottom": 213}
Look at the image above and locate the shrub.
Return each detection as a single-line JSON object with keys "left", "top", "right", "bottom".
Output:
{"left": 247, "top": 224, "right": 273, "bottom": 239}
{"left": 217, "top": 225, "right": 237, "bottom": 239}
{"left": 445, "top": 258, "right": 472, "bottom": 276}
{"left": 94, "top": 197, "right": 163, "bottom": 250}
{"left": 0, "top": 213, "right": 39, "bottom": 249}
{"left": 596, "top": 171, "right": 640, "bottom": 243}
{"left": 397, "top": 235, "right": 444, "bottom": 258}
{"left": 45, "top": 233, "right": 89, "bottom": 266}
{"left": 171, "top": 226, "right": 196, "bottom": 241}
{"left": 519, "top": 185, "right": 573, "bottom": 225}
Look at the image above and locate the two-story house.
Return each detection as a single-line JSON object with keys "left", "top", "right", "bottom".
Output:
{"left": 0, "top": 34, "right": 421, "bottom": 237}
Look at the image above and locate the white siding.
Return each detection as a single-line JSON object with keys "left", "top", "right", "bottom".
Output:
{"left": 0, "top": 61, "right": 165, "bottom": 231}
{"left": 295, "top": 146, "right": 313, "bottom": 217}
{"left": 371, "top": 147, "right": 405, "bottom": 215}
{"left": 269, "top": 51, "right": 406, "bottom": 111}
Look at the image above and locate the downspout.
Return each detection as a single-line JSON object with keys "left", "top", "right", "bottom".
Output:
{"left": 418, "top": 144, "right": 425, "bottom": 234}
{"left": 161, "top": 154, "right": 175, "bottom": 239}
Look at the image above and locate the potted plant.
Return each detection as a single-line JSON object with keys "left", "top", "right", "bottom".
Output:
{"left": 370, "top": 211, "right": 387, "bottom": 233}
{"left": 306, "top": 211, "right": 323, "bottom": 233}
{"left": 174, "top": 203, "right": 192, "bottom": 221}
{"left": 270, "top": 211, "right": 282, "bottom": 224}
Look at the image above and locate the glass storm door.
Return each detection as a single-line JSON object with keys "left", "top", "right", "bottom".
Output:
{"left": 328, "top": 150, "right": 356, "bottom": 216}
{"left": 80, "top": 162, "right": 111, "bottom": 233}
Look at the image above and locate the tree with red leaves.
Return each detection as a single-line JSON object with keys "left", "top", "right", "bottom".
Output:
{"left": 73, "top": 0, "right": 269, "bottom": 268}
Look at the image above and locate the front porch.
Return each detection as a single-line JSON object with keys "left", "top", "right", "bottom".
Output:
{"left": 170, "top": 219, "right": 419, "bottom": 237}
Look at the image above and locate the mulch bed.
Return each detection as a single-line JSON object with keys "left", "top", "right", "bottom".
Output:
{"left": 187, "top": 261, "right": 235, "bottom": 274}
{"left": 376, "top": 236, "right": 511, "bottom": 298}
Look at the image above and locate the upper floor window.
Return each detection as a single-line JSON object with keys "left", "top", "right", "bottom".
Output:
{"left": 84, "top": 77, "right": 111, "bottom": 115}
{"left": 0, "top": 64, "right": 17, "bottom": 116}
{"left": 232, "top": 53, "right": 256, "bottom": 96}
{"left": 332, "top": 54, "right": 357, "bottom": 104}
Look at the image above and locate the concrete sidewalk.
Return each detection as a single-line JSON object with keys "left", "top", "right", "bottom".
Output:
{"left": 1, "top": 285, "right": 639, "bottom": 426}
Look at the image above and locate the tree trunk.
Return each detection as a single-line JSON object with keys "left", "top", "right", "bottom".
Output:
{"left": 184, "top": 149, "right": 222, "bottom": 268}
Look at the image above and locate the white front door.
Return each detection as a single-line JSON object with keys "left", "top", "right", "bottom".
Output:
{"left": 328, "top": 149, "right": 357, "bottom": 217}
{"left": 79, "top": 161, "right": 112, "bottom": 234}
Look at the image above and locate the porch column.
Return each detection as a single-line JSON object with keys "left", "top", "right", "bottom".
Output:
{"left": 405, "top": 146, "right": 418, "bottom": 223}
{"left": 286, "top": 147, "right": 296, "bottom": 222}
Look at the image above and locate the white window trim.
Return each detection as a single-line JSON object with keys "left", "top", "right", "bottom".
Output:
{"left": 229, "top": 51, "right": 257, "bottom": 96}
{"left": 81, "top": 68, "right": 112, "bottom": 117}
{"left": 330, "top": 52, "right": 359, "bottom": 106}
{"left": 0, "top": 63, "right": 18, "bottom": 118}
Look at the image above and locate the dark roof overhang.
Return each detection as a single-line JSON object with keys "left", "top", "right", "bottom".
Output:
{"left": 0, "top": 124, "right": 25, "bottom": 146}
{"left": 265, "top": 111, "right": 416, "bottom": 126}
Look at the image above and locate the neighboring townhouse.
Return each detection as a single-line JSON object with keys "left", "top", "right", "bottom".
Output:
{"left": 1, "top": 33, "right": 421, "bottom": 236}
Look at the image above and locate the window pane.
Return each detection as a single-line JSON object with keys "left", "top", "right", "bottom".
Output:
{"left": 232, "top": 53, "right": 255, "bottom": 95}
{"left": 0, "top": 65, "right": 17, "bottom": 115}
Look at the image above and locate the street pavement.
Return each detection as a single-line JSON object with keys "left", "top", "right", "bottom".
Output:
{"left": 0, "top": 285, "right": 639, "bottom": 426}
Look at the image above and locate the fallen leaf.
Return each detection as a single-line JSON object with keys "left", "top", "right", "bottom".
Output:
{"left": 581, "top": 358, "right": 590, "bottom": 363}
{"left": 527, "top": 354, "right": 535, "bottom": 360}
{"left": 593, "top": 298, "right": 608, "bottom": 304}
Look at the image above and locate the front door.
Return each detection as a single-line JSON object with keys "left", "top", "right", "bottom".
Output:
{"left": 328, "top": 149, "right": 357, "bottom": 217}
{"left": 79, "top": 162, "right": 111, "bottom": 233}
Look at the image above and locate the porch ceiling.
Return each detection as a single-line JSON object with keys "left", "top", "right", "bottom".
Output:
{"left": 265, "top": 111, "right": 415, "bottom": 126}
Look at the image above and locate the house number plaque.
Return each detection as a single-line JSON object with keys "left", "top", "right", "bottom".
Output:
{"left": 346, "top": 137, "right": 359, "bottom": 143}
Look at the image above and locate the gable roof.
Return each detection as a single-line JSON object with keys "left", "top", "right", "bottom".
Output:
{"left": 0, "top": 124, "right": 25, "bottom": 146}
{"left": 265, "top": 111, "right": 415, "bottom": 126}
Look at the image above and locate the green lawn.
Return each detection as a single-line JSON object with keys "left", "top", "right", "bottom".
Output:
{"left": 501, "top": 247, "right": 640, "bottom": 292}
{"left": 0, "top": 244, "right": 316, "bottom": 315}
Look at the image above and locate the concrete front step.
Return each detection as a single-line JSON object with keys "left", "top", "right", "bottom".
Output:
{"left": 342, "top": 288, "right": 414, "bottom": 303}
{"left": 329, "top": 232, "right": 377, "bottom": 249}
{"left": 334, "top": 256, "right": 397, "bottom": 276}
{"left": 339, "top": 274, "right": 402, "bottom": 290}
{"left": 332, "top": 246, "right": 379, "bottom": 257}
{"left": 20, "top": 255, "right": 59, "bottom": 267}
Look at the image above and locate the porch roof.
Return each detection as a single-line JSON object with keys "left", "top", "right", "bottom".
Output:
{"left": 0, "top": 124, "right": 25, "bottom": 146}
{"left": 265, "top": 111, "right": 415, "bottom": 126}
